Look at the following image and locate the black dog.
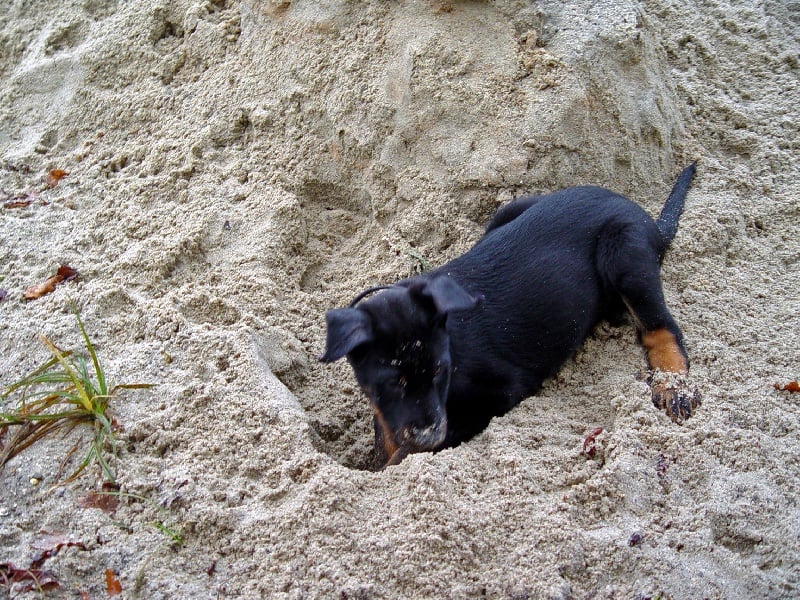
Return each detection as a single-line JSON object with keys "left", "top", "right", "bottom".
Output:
{"left": 321, "top": 164, "right": 699, "bottom": 467}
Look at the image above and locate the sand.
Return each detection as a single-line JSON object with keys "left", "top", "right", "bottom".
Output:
{"left": 1, "top": 0, "right": 798, "bottom": 598}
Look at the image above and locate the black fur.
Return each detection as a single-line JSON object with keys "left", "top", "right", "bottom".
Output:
{"left": 322, "top": 164, "right": 698, "bottom": 466}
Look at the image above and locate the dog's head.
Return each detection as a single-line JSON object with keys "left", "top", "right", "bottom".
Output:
{"left": 320, "top": 276, "right": 480, "bottom": 457}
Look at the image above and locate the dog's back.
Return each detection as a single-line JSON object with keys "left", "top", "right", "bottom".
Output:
{"left": 486, "top": 163, "right": 697, "bottom": 255}
{"left": 429, "top": 187, "right": 660, "bottom": 443}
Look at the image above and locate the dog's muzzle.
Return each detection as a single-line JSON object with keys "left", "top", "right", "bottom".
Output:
{"left": 397, "top": 418, "right": 447, "bottom": 451}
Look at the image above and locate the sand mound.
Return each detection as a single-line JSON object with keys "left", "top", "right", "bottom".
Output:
{"left": 1, "top": 1, "right": 798, "bottom": 597}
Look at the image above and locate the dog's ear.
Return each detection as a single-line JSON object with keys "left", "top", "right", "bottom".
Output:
{"left": 320, "top": 308, "right": 374, "bottom": 363}
{"left": 414, "top": 276, "right": 481, "bottom": 315}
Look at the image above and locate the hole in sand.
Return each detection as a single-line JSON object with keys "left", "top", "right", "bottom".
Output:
{"left": 256, "top": 178, "right": 382, "bottom": 471}
{"left": 286, "top": 361, "right": 382, "bottom": 472}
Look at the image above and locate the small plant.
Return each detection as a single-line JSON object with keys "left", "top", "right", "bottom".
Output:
{"left": 0, "top": 309, "right": 152, "bottom": 485}
{"left": 81, "top": 487, "right": 184, "bottom": 547}
{"left": 405, "top": 247, "right": 430, "bottom": 273}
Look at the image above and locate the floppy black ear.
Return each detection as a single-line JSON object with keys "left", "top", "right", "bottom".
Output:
{"left": 416, "top": 276, "right": 481, "bottom": 315}
{"left": 320, "top": 308, "right": 374, "bottom": 363}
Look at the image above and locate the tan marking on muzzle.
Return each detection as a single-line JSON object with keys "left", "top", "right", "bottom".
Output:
{"left": 371, "top": 405, "right": 399, "bottom": 460}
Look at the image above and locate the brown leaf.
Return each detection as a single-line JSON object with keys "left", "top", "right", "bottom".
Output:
{"left": 30, "top": 531, "right": 76, "bottom": 552}
{"left": 105, "top": 568, "right": 122, "bottom": 595}
{"left": 2, "top": 190, "right": 39, "bottom": 209}
{"left": 23, "top": 278, "right": 58, "bottom": 300}
{"left": 0, "top": 561, "right": 60, "bottom": 594}
{"left": 23, "top": 264, "right": 78, "bottom": 301}
{"left": 3, "top": 198, "right": 33, "bottom": 209}
{"left": 30, "top": 532, "right": 86, "bottom": 569}
{"left": 79, "top": 483, "right": 120, "bottom": 514}
{"left": 56, "top": 264, "right": 79, "bottom": 281}
{"left": 774, "top": 381, "right": 800, "bottom": 393}
{"left": 46, "top": 169, "right": 68, "bottom": 188}
{"left": 582, "top": 427, "right": 604, "bottom": 458}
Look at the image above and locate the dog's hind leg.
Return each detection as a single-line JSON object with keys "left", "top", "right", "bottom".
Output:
{"left": 600, "top": 232, "right": 700, "bottom": 421}
{"left": 485, "top": 195, "right": 542, "bottom": 233}
{"left": 625, "top": 285, "right": 700, "bottom": 422}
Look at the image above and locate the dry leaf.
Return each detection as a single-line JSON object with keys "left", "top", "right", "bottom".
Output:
{"left": 79, "top": 483, "right": 120, "bottom": 514}
{"left": 30, "top": 532, "right": 86, "bottom": 568}
{"left": 46, "top": 169, "right": 68, "bottom": 188}
{"left": 0, "top": 561, "right": 60, "bottom": 594}
{"left": 23, "top": 278, "right": 58, "bottom": 300}
{"left": 2, "top": 190, "right": 38, "bottom": 209}
{"left": 105, "top": 568, "right": 122, "bottom": 595}
{"left": 3, "top": 198, "right": 33, "bottom": 209}
{"left": 582, "top": 427, "right": 603, "bottom": 458}
{"left": 23, "top": 264, "right": 78, "bottom": 301}
{"left": 774, "top": 381, "right": 800, "bottom": 393}
{"left": 30, "top": 532, "right": 80, "bottom": 553}
{"left": 78, "top": 492, "right": 120, "bottom": 513}
{"left": 55, "top": 264, "right": 78, "bottom": 280}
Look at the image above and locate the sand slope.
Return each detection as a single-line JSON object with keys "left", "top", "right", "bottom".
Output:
{"left": 1, "top": 0, "right": 798, "bottom": 598}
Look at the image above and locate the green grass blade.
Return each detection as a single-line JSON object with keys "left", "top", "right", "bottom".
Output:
{"left": 109, "top": 383, "right": 155, "bottom": 393}
{"left": 38, "top": 334, "right": 93, "bottom": 412}
{"left": 150, "top": 521, "right": 184, "bottom": 546}
{"left": 13, "top": 373, "right": 76, "bottom": 392}
{"left": 93, "top": 441, "right": 116, "bottom": 484}
{"left": 2, "top": 410, "right": 90, "bottom": 424}
{"left": 1, "top": 353, "right": 72, "bottom": 398}
{"left": 88, "top": 489, "right": 184, "bottom": 546}
{"left": 61, "top": 450, "right": 92, "bottom": 486}
{"left": 74, "top": 308, "right": 107, "bottom": 397}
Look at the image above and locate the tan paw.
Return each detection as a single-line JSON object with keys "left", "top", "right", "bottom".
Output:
{"left": 649, "top": 371, "right": 701, "bottom": 423}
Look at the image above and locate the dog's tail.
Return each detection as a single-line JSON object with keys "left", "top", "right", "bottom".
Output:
{"left": 656, "top": 162, "right": 696, "bottom": 260}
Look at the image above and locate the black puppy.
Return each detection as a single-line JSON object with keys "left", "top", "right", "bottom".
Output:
{"left": 321, "top": 164, "right": 699, "bottom": 467}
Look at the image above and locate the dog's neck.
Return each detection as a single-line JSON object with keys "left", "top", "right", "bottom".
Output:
{"left": 348, "top": 285, "right": 397, "bottom": 307}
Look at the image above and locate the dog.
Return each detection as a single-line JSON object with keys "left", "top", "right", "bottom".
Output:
{"left": 321, "top": 164, "right": 699, "bottom": 467}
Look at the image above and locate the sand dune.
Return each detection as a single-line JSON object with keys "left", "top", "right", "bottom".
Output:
{"left": 1, "top": 1, "right": 798, "bottom": 597}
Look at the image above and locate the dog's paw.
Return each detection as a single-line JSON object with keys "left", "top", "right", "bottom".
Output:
{"left": 648, "top": 371, "right": 701, "bottom": 423}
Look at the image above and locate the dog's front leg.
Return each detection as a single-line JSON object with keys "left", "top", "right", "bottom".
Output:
{"left": 371, "top": 412, "right": 412, "bottom": 469}
{"left": 371, "top": 410, "right": 398, "bottom": 469}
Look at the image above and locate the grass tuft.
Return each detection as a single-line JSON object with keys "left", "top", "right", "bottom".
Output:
{"left": 0, "top": 308, "right": 152, "bottom": 486}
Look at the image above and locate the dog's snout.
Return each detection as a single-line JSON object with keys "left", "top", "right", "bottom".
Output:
{"left": 398, "top": 418, "right": 447, "bottom": 450}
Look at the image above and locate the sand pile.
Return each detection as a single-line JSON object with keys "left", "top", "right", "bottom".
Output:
{"left": 1, "top": 0, "right": 798, "bottom": 597}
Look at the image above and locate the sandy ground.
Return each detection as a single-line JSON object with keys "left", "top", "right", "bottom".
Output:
{"left": 1, "top": 0, "right": 798, "bottom": 598}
